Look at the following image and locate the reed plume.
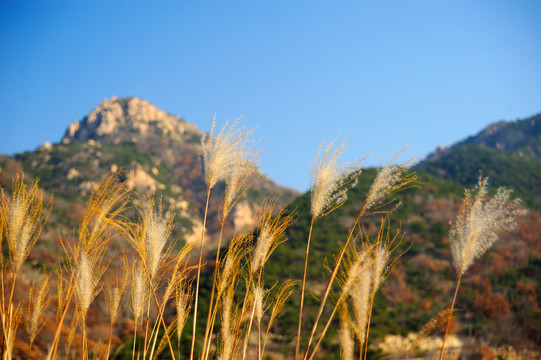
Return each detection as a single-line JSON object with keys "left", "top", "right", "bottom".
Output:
{"left": 303, "top": 153, "right": 416, "bottom": 360}
{"left": 74, "top": 250, "right": 107, "bottom": 359}
{"left": 310, "top": 137, "right": 363, "bottom": 220}
{"left": 202, "top": 116, "right": 258, "bottom": 190}
{"left": 0, "top": 173, "right": 48, "bottom": 274}
{"left": 450, "top": 177, "right": 526, "bottom": 276}
{"left": 176, "top": 282, "right": 192, "bottom": 354}
{"left": 26, "top": 272, "right": 52, "bottom": 349}
{"left": 363, "top": 149, "right": 417, "bottom": 213}
{"left": 262, "top": 280, "right": 296, "bottom": 356}
{"left": 297, "top": 136, "right": 363, "bottom": 358}
{"left": 439, "top": 176, "right": 526, "bottom": 359}
{"left": 194, "top": 116, "right": 259, "bottom": 360}
{"left": 251, "top": 200, "right": 293, "bottom": 275}
{"left": 1, "top": 174, "right": 49, "bottom": 360}
{"left": 105, "top": 260, "right": 128, "bottom": 359}
{"left": 130, "top": 196, "right": 174, "bottom": 283}
{"left": 130, "top": 260, "right": 149, "bottom": 325}
{"left": 77, "top": 171, "right": 130, "bottom": 253}
{"left": 338, "top": 304, "right": 354, "bottom": 360}
{"left": 348, "top": 267, "right": 371, "bottom": 350}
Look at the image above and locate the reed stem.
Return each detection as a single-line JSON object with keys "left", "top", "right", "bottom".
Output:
{"left": 439, "top": 274, "right": 461, "bottom": 360}
{"left": 190, "top": 187, "right": 211, "bottom": 360}
{"left": 296, "top": 219, "right": 315, "bottom": 359}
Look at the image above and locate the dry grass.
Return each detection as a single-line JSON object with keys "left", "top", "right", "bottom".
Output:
{"left": 0, "top": 121, "right": 528, "bottom": 360}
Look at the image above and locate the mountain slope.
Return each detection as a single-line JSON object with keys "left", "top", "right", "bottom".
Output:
{"left": 0, "top": 96, "right": 299, "bottom": 249}
{"left": 417, "top": 113, "right": 541, "bottom": 210}
{"left": 268, "top": 169, "right": 541, "bottom": 357}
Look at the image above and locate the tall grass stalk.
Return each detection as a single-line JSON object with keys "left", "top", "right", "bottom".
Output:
{"left": 47, "top": 172, "right": 129, "bottom": 360}
{"left": 308, "top": 249, "right": 371, "bottom": 360}
{"left": 303, "top": 154, "right": 416, "bottom": 360}
{"left": 439, "top": 177, "right": 526, "bottom": 359}
{"left": 191, "top": 187, "right": 211, "bottom": 360}
{"left": 296, "top": 137, "right": 362, "bottom": 359}
{"left": 1, "top": 173, "right": 49, "bottom": 359}
{"left": 203, "top": 160, "right": 259, "bottom": 360}
{"left": 193, "top": 117, "right": 258, "bottom": 360}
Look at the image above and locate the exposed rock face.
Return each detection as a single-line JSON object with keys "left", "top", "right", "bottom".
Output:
{"left": 9, "top": 96, "right": 300, "bottom": 250}
{"left": 63, "top": 96, "right": 201, "bottom": 143}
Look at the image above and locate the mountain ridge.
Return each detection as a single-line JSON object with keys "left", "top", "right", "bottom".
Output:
{"left": 417, "top": 112, "right": 541, "bottom": 210}
{"left": 1, "top": 96, "right": 299, "bottom": 250}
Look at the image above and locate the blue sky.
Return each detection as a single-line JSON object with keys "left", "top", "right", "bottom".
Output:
{"left": 1, "top": 1, "right": 540, "bottom": 192}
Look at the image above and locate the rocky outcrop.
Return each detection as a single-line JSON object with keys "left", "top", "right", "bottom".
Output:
{"left": 62, "top": 96, "right": 201, "bottom": 144}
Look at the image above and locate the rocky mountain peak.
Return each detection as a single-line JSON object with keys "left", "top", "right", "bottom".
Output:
{"left": 62, "top": 96, "right": 201, "bottom": 144}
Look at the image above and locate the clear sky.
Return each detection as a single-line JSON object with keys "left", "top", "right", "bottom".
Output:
{"left": 1, "top": 1, "right": 540, "bottom": 192}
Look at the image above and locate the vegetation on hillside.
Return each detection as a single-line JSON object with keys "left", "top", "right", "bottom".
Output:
{"left": 0, "top": 111, "right": 540, "bottom": 359}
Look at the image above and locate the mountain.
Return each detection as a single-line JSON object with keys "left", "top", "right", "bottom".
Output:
{"left": 416, "top": 113, "right": 541, "bottom": 210}
{"left": 0, "top": 96, "right": 299, "bottom": 249}
{"left": 270, "top": 171, "right": 541, "bottom": 358}
{"left": 1, "top": 102, "right": 539, "bottom": 358}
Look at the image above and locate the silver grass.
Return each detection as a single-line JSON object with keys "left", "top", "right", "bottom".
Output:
{"left": 253, "top": 285, "right": 265, "bottom": 325}
{"left": 343, "top": 251, "right": 370, "bottom": 294}
{"left": 107, "top": 286, "right": 124, "bottom": 328}
{"left": 219, "top": 234, "right": 248, "bottom": 295}
{"left": 222, "top": 158, "right": 260, "bottom": 222}
{"left": 176, "top": 286, "right": 191, "bottom": 341}
{"left": 1, "top": 174, "right": 46, "bottom": 273}
{"left": 251, "top": 205, "right": 293, "bottom": 274}
{"left": 364, "top": 149, "right": 416, "bottom": 212}
{"left": 201, "top": 116, "right": 258, "bottom": 190}
{"left": 450, "top": 177, "right": 526, "bottom": 276}
{"left": 27, "top": 273, "right": 52, "bottom": 348}
{"left": 75, "top": 252, "right": 101, "bottom": 317}
{"left": 348, "top": 267, "right": 371, "bottom": 343}
{"left": 130, "top": 261, "right": 149, "bottom": 322}
{"left": 251, "top": 223, "right": 273, "bottom": 273}
{"left": 370, "top": 246, "right": 390, "bottom": 294}
{"left": 141, "top": 198, "right": 173, "bottom": 281}
{"left": 310, "top": 137, "right": 363, "bottom": 219}
{"left": 220, "top": 285, "right": 236, "bottom": 360}
{"left": 338, "top": 305, "right": 354, "bottom": 360}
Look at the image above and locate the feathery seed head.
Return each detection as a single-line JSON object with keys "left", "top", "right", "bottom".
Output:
{"left": 222, "top": 156, "right": 260, "bottom": 223}
{"left": 106, "top": 263, "right": 128, "bottom": 328}
{"left": 202, "top": 116, "right": 259, "bottom": 190}
{"left": 338, "top": 304, "right": 354, "bottom": 360}
{"left": 268, "top": 280, "right": 296, "bottom": 330}
{"left": 251, "top": 223, "right": 272, "bottom": 273}
{"left": 220, "top": 283, "right": 237, "bottom": 360}
{"left": 176, "top": 283, "right": 192, "bottom": 340}
{"left": 348, "top": 267, "right": 371, "bottom": 342}
{"left": 219, "top": 234, "right": 250, "bottom": 295}
{"left": 310, "top": 137, "right": 363, "bottom": 219}
{"left": 251, "top": 200, "right": 294, "bottom": 273}
{"left": 140, "top": 196, "right": 173, "bottom": 281}
{"left": 107, "top": 287, "right": 123, "bottom": 326}
{"left": 342, "top": 251, "right": 370, "bottom": 296}
{"left": 79, "top": 171, "right": 130, "bottom": 253}
{"left": 130, "top": 261, "right": 149, "bottom": 322}
{"left": 450, "top": 177, "right": 526, "bottom": 276}
{"left": 27, "top": 272, "right": 52, "bottom": 347}
{"left": 253, "top": 285, "right": 265, "bottom": 324}
{"left": 364, "top": 149, "right": 417, "bottom": 213}
{"left": 370, "top": 246, "right": 390, "bottom": 293}
{"left": 1, "top": 173, "right": 48, "bottom": 273}
{"left": 75, "top": 252, "right": 101, "bottom": 318}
